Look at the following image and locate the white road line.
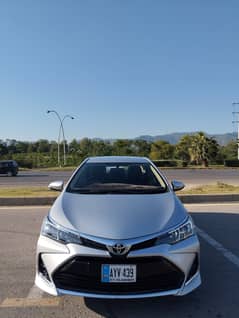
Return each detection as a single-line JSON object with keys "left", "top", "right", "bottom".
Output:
{"left": 197, "top": 226, "right": 239, "bottom": 269}
{"left": 27, "top": 285, "right": 44, "bottom": 299}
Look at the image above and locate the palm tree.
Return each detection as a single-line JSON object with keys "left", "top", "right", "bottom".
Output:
{"left": 190, "top": 132, "right": 209, "bottom": 166}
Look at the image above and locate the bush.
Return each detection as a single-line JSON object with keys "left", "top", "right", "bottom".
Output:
{"left": 210, "top": 159, "right": 224, "bottom": 165}
{"left": 16, "top": 159, "right": 33, "bottom": 169}
{"left": 224, "top": 160, "right": 239, "bottom": 167}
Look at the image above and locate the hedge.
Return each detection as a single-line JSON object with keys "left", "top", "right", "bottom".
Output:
{"left": 153, "top": 160, "right": 188, "bottom": 167}
{"left": 224, "top": 160, "right": 239, "bottom": 167}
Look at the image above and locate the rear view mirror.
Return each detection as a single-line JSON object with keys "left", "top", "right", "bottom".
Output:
{"left": 48, "top": 181, "right": 64, "bottom": 192}
{"left": 171, "top": 180, "right": 185, "bottom": 192}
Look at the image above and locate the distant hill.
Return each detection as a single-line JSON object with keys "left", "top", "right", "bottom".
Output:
{"left": 135, "top": 132, "right": 235, "bottom": 146}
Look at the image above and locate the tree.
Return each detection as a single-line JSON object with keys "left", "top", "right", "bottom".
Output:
{"left": 15, "top": 141, "right": 29, "bottom": 153}
{"left": 6, "top": 139, "right": 17, "bottom": 154}
{"left": 207, "top": 137, "right": 220, "bottom": 163}
{"left": 149, "top": 140, "right": 175, "bottom": 160}
{"left": 133, "top": 140, "right": 151, "bottom": 157}
{"left": 112, "top": 140, "right": 134, "bottom": 156}
{"left": 92, "top": 140, "right": 113, "bottom": 156}
{"left": 79, "top": 138, "right": 94, "bottom": 157}
{"left": 0, "top": 140, "right": 8, "bottom": 156}
{"left": 69, "top": 139, "right": 80, "bottom": 153}
{"left": 49, "top": 141, "right": 58, "bottom": 154}
{"left": 37, "top": 139, "right": 50, "bottom": 153}
{"left": 189, "top": 132, "right": 219, "bottom": 166}
{"left": 175, "top": 135, "right": 194, "bottom": 162}
{"left": 219, "top": 140, "right": 237, "bottom": 160}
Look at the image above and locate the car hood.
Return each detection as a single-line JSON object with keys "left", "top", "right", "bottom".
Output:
{"left": 49, "top": 192, "right": 188, "bottom": 240}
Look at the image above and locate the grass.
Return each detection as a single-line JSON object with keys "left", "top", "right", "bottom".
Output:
{"left": 37, "top": 166, "right": 76, "bottom": 171}
{"left": 19, "top": 166, "right": 76, "bottom": 172}
{"left": 0, "top": 187, "right": 58, "bottom": 198}
{"left": 182, "top": 182, "right": 239, "bottom": 195}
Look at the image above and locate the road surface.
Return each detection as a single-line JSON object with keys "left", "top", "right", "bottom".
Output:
{"left": 0, "top": 203, "right": 239, "bottom": 317}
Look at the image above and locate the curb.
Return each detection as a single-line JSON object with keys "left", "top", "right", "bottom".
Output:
{"left": 0, "top": 194, "right": 239, "bottom": 206}
{"left": 179, "top": 194, "right": 239, "bottom": 204}
{"left": 0, "top": 197, "right": 56, "bottom": 206}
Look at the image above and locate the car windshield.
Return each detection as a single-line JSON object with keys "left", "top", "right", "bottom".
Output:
{"left": 67, "top": 162, "right": 168, "bottom": 194}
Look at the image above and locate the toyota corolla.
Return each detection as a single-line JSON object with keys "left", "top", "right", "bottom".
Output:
{"left": 35, "top": 156, "right": 201, "bottom": 298}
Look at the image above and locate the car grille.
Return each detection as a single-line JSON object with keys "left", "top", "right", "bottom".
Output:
{"left": 53, "top": 256, "right": 185, "bottom": 295}
{"left": 80, "top": 236, "right": 158, "bottom": 253}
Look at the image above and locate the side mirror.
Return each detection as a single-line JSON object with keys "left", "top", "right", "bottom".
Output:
{"left": 48, "top": 181, "right": 64, "bottom": 192}
{"left": 171, "top": 180, "right": 185, "bottom": 192}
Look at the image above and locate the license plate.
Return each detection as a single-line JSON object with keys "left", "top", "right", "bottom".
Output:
{"left": 101, "top": 264, "right": 136, "bottom": 283}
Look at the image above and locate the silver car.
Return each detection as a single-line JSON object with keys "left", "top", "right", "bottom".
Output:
{"left": 35, "top": 156, "right": 201, "bottom": 299}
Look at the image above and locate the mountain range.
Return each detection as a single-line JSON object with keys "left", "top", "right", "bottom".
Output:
{"left": 135, "top": 132, "right": 235, "bottom": 146}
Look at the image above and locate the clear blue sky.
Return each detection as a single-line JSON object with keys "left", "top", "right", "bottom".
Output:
{"left": 1, "top": 0, "right": 239, "bottom": 141}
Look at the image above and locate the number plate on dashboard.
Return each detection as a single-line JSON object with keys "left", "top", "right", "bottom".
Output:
{"left": 101, "top": 264, "right": 136, "bottom": 283}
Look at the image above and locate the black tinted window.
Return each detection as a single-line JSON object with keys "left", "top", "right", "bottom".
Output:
{"left": 67, "top": 162, "right": 167, "bottom": 194}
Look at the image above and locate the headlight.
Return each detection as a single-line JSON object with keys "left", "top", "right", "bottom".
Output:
{"left": 156, "top": 218, "right": 195, "bottom": 245}
{"left": 41, "top": 216, "right": 82, "bottom": 245}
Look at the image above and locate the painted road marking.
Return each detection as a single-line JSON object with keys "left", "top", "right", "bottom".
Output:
{"left": 0, "top": 285, "right": 59, "bottom": 308}
{"left": 197, "top": 226, "right": 239, "bottom": 269}
{"left": 0, "top": 206, "right": 50, "bottom": 211}
{"left": 186, "top": 202, "right": 239, "bottom": 208}
{"left": 0, "top": 297, "right": 60, "bottom": 308}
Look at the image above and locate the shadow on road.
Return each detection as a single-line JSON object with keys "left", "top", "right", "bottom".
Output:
{"left": 84, "top": 212, "right": 239, "bottom": 318}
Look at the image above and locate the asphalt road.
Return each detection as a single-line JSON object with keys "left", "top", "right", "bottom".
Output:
{"left": 0, "top": 203, "right": 239, "bottom": 317}
{"left": 1, "top": 168, "right": 239, "bottom": 189}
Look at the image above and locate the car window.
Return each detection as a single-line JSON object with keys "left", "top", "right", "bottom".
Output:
{"left": 0, "top": 162, "right": 9, "bottom": 168}
{"left": 67, "top": 162, "right": 168, "bottom": 194}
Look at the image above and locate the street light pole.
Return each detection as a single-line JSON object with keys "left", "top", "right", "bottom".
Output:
{"left": 61, "top": 115, "right": 74, "bottom": 165}
{"left": 47, "top": 110, "right": 74, "bottom": 166}
{"left": 47, "top": 110, "right": 61, "bottom": 166}
{"left": 232, "top": 102, "right": 239, "bottom": 160}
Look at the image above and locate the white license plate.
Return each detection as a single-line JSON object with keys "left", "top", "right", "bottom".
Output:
{"left": 101, "top": 264, "right": 137, "bottom": 283}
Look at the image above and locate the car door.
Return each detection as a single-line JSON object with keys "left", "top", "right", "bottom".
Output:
{"left": 0, "top": 162, "right": 4, "bottom": 174}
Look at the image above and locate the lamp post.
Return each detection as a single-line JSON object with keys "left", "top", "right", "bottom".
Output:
{"left": 47, "top": 110, "right": 74, "bottom": 166}
{"left": 232, "top": 102, "right": 239, "bottom": 160}
{"left": 61, "top": 115, "right": 74, "bottom": 165}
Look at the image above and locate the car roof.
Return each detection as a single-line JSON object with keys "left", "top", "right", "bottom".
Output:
{"left": 86, "top": 156, "right": 150, "bottom": 164}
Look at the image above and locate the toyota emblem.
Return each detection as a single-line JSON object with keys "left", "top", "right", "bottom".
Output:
{"left": 107, "top": 243, "right": 130, "bottom": 255}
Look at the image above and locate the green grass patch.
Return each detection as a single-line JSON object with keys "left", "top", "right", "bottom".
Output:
{"left": 37, "top": 166, "right": 76, "bottom": 171}
{"left": 182, "top": 182, "right": 239, "bottom": 194}
{"left": 0, "top": 187, "right": 58, "bottom": 198}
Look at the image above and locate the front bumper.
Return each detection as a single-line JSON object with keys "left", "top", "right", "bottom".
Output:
{"left": 35, "top": 234, "right": 201, "bottom": 299}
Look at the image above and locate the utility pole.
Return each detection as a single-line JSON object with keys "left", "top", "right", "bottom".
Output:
{"left": 232, "top": 102, "right": 239, "bottom": 160}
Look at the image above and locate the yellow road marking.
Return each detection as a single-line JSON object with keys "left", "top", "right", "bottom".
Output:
{"left": 0, "top": 297, "right": 60, "bottom": 308}
{"left": 185, "top": 202, "right": 239, "bottom": 207}
{"left": 0, "top": 206, "right": 50, "bottom": 210}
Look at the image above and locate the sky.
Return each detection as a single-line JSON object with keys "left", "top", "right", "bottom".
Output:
{"left": 1, "top": 0, "right": 239, "bottom": 142}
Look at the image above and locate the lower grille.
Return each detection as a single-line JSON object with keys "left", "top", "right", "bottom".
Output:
{"left": 186, "top": 254, "right": 199, "bottom": 282}
{"left": 53, "top": 256, "right": 184, "bottom": 294}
